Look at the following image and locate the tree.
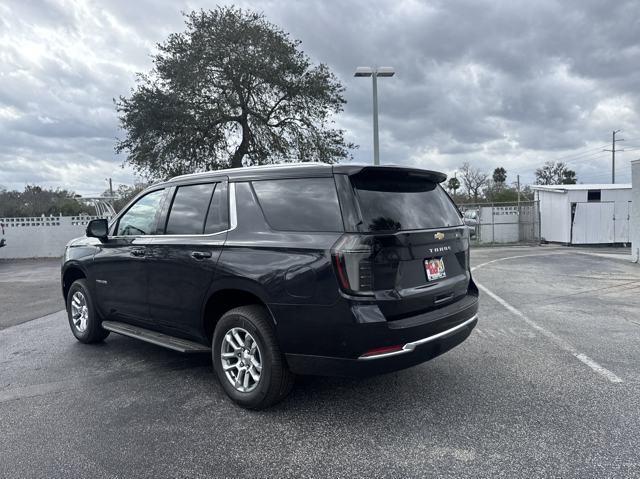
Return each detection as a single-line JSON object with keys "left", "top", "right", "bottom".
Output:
{"left": 447, "top": 176, "right": 460, "bottom": 195}
{"left": 103, "top": 183, "right": 149, "bottom": 212}
{"left": 535, "top": 161, "right": 578, "bottom": 185}
{"left": 459, "top": 162, "right": 489, "bottom": 202}
{"left": 561, "top": 169, "right": 577, "bottom": 184}
{"left": 484, "top": 184, "right": 533, "bottom": 203}
{"left": 116, "top": 7, "right": 355, "bottom": 181}
{"left": 492, "top": 167, "right": 507, "bottom": 186}
{"left": 0, "top": 186, "right": 93, "bottom": 217}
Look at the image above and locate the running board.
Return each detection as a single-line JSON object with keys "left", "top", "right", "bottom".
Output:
{"left": 101, "top": 321, "right": 211, "bottom": 353}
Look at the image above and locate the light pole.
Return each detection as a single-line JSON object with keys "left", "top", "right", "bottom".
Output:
{"left": 354, "top": 66, "right": 395, "bottom": 166}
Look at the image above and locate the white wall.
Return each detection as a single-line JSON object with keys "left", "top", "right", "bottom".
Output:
{"left": 471, "top": 204, "right": 539, "bottom": 244}
{"left": 632, "top": 161, "right": 640, "bottom": 262}
{"left": 601, "top": 188, "right": 633, "bottom": 202}
{"left": 0, "top": 216, "right": 99, "bottom": 259}
{"left": 538, "top": 191, "right": 571, "bottom": 243}
{"left": 564, "top": 188, "right": 631, "bottom": 203}
{"left": 478, "top": 206, "right": 520, "bottom": 243}
{"left": 566, "top": 190, "right": 587, "bottom": 203}
{"left": 571, "top": 203, "right": 615, "bottom": 244}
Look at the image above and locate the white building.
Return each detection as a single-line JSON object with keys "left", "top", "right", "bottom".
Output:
{"left": 533, "top": 184, "right": 632, "bottom": 244}
{"left": 632, "top": 161, "right": 640, "bottom": 262}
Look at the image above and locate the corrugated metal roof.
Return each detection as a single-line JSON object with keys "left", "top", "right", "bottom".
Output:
{"left": 532, "top": 184, "right": 631, "bottom": 191}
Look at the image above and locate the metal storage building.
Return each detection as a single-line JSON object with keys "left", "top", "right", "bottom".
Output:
{"left": 533, "top": 184, "right": 632, "bottom": 244}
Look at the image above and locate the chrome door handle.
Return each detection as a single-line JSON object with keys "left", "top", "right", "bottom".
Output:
{"left": 191, "top": 251, "right": 212, "bottom": 260}
{"left": 130, "top": 248, "right": 145, "bottom": 257}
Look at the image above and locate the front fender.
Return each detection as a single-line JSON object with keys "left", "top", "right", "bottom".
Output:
{"left": 62, "top": 237, "right": 99, "bottom": 299}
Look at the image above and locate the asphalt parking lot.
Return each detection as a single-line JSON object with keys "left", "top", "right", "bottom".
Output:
{"left": 0, "top": 258, "right": 63, "bottom": 330}
{"left": 1, "top": 246, "right": 639, "bottom": 478}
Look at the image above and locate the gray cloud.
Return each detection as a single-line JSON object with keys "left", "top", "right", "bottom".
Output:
{"left": 0, "top": 0, "right": 639, "bottom": 195}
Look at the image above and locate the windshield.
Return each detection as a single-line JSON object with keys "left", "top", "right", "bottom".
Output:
{"left": 350, "top": 170, "right": 462, "bottom": 232}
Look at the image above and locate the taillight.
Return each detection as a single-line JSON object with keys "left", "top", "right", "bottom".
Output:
{"left": 331, "top": 234, "right": 375, "bottom": 295}
{"left": 465, "top": 247, "right": 470, "bottom": 271}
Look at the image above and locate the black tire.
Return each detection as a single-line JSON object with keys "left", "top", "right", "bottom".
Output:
{"left": 66, "top": 279, "right": 110, "bottom": 344}
{"left": 212, "top": 305, "right": 294, "bottom": 410}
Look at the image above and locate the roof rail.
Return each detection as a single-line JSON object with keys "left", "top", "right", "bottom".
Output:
{"left": 169, "top": 162, "right": 330, "bottom": 181}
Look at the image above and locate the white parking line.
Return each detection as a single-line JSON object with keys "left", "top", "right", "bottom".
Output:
{"left": 470, "top": 251, "right": 569, "bottom": 273}
{"left": 476, "top": 281, "right": 623, "bottom": 383}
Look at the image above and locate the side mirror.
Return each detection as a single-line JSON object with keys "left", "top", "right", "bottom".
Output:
{"left": 86, "top": 219, "right": 109, "bottom": 241}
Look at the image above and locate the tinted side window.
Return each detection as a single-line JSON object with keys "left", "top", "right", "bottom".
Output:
{"left": 165, "top": 183, "right": 215, "bottom": 235}
{"left": 116, "top": 189, "right": 165, "bottom": 236}
{"left": 252, "top": 178, "right": 343, "bottom": 232}
{"left": 205, "top": 181, "right": 229, "bottom": 234}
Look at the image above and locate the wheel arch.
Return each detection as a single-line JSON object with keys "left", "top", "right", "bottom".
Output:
{"left": 62, "top": 264, "right": 88, "bottom": 301}
{"left": 201, "top": 279, "right": 275, "bottom": 343}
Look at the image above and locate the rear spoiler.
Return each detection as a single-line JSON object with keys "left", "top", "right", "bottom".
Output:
{"left": 333, "top": 165, "right": 447, "bottom": 183}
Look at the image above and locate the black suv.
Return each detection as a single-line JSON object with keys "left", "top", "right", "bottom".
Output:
{"left": 62, "top": 164, "right": 478, "bottom": 409}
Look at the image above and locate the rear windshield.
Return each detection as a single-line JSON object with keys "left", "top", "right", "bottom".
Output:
{"left": 351, "top": 170, "right": 462, "bottom": 232}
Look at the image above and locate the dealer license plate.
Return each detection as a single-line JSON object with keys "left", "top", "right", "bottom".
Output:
{"left": 425, "top": 257, "right": 446, "bottom": 281}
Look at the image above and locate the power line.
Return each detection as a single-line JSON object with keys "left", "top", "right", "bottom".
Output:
{"left": 577, "top": 164, "right": 632, "bottom": 183}
{"left": 487, "top": 134, "right": 640, "bottom": 187}
{"left": 515, "top": 146, "right": 610, "bottom": 178}
{"left": 515, "top": 154, "right": 631, "bottom": 185}
{"left": 546, "top": 144, "right": 610, "bottom": 164}
{"left": 562, "top": 151, "right": 611, "bottom": 166}
{"left": 516, "top": 153, "right": 609, "bottom": 177}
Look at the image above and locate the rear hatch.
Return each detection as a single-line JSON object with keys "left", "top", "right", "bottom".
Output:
{"left": 332, "top": 167, "right": 471, "bottom": 321}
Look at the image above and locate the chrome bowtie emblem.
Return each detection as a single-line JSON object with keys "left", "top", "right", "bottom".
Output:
{"left": 434, "top": 232, "right": 445, "bottom": 240}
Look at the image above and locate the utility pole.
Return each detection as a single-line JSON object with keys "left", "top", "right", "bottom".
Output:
{"left": 516, "top": 174, "right": 521, "bottom": 241}
{"left": 604, "top": 130, "right": 624, "bottom": 184}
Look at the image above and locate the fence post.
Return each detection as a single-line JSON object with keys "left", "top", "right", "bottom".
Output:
{"left": 491, "top": 203, "right": 495, "bottom": 244}
{"left": 517, "top": 201, "right": 522, "bottom": 242}
{"left": 537, "top": 200, "right": 541, "bottom": 244}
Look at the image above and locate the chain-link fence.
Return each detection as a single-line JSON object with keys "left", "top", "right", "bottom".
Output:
{"left": 458, "top": 201, "right": 540, "bottom": 245}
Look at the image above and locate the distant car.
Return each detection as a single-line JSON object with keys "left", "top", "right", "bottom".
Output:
{"left": 463, "top": 209, "right": 479, "bottom": 224}
{"left": 61, "top": 164, "right": 479, "bottom": 409}
{"left": 462, "top": 209, "right": 479, "bottom": 239}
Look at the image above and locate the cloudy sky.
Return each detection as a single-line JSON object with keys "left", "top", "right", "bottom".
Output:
{"left": 1, "top": 0, "right": 640, "bottom": 195}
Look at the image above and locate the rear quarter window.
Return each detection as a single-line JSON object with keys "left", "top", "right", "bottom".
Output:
{"left": 252, "top": 178, "right": 344, "bottom": 232}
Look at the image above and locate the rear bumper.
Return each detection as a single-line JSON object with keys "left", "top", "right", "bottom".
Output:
{"left": 272, "top": 276, "right": 479, "bottom": 377}
{"left": 285, "top": 314, "right": 477, "bottom": 377}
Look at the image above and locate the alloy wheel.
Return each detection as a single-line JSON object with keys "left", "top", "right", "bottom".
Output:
{"left": 220, "top": 327, "right": 263, "bottom": 393}
{"left": 71, "top": 291, "right": 89, "bottom": 333}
